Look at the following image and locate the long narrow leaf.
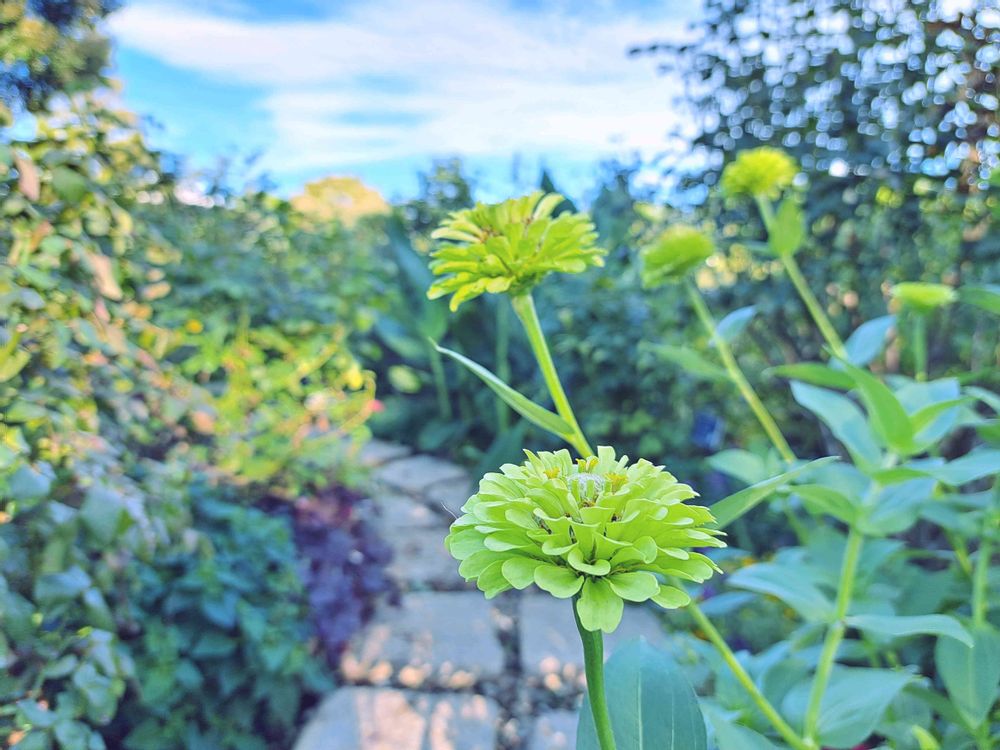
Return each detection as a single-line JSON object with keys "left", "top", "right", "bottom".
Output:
{"left": 710, "top": 457, "right": 836, "bottom": 529}
{"left": 433, "top": 343, "right": 575, "bottom": 441}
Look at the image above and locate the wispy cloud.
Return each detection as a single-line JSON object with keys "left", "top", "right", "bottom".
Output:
{"left": 110, "top": 0, "right": 697, "bottom": 181}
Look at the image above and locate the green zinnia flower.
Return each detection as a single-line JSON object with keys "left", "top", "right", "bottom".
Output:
{"left": 446, "top": 447, "right": 725, "bottom": 633}
{"left": 891, "top": 282, "right": 957, "bottom": 313}
{"left": 720, "top": 147, "right": 799, "bottom": 199}
{"left": 640, "top": 224, "right": 715, "bottom": 287}
{"left": 427, "top": 192, "right": 604, "bottom": 310}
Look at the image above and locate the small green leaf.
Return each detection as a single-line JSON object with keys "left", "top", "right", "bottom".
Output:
{"left": 709, "top": 457, "right": 836, "bottom": 529}
{"left": 794, "top": 484, "right": 859, "bottom": 524}
{"left": 842, "top": 315, "right": 895, "bottom": 366}
{"left": 846, "top": 614, "right": 972, "bottom": 646}
{"left": 715, "top": 305, "right": 757, "bottom": 342}
{"left": 434, "top": 343, "right": 575, "bottom": 442}
{"left": 791, "top": 382, "right": 881, "bottom": 468}
{"left": 577, "top": 640, "right": 707, "bottom": 750}
{"left": 837, "top": 360, "right": 914, "bottom": 455}
{"left": 768, "top": 197, "right": 805, "bottom": 256}
{"left": 769, "top": 362, "right": 855, "bottom": 390}
{"left": 728, "top": 562, "right": 835, "bottom": 622}
{"left": 934, "top": 621, "right": 1000, "bottom": 728}
{"left": 651, "top": 343, "right": 728, "bottom": 382}
{"left": 958, "top": 283, "right": 1000, "bottom": 315}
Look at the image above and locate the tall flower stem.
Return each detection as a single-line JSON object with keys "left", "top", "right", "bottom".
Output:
{"left": 575, "top": 602, "right": 617, "bottom": 750}
{"left": 803, "top": 526, "right": 865, "bottom": 743}
{"left": 495, "top": 300, "right": 512, "bottom": 430}
{"left": 911, "top": 312, "right": 928, "bottom": 382}
{"left": 686, "top": 280, "right": 796, "bottom": 463}
{"left": 427, "top": 343, "right": 453, "bottom": 419}
{"left": 510, "top": 292, "right": 593, "bottom": 457}
{"left": 755, "top": 197, "right": 848, "bottom": 360}
{"left": 686, "top": 599, "right": 813, "bottom": 750}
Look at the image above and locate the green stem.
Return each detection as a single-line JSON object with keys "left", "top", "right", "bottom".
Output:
{"left": 686, "top": 280, "right": 796, "bottom": 463}
{"left": 803, "top": 527, "right": 865, "bottom": 743}
{"left": 686, "top": 599, "right": 813, "bottom": 750}
{"left": 495, "top": 300, "right": 512, "bottom": 431}
{"left": 755, "top": 195, "right": 847, "bottom": 360}
{"left": 912, "top": 312, "right": 928, "bottom": 382}
{"left": 427, "top": 344, "right": 453, "bottom": 419}
{"left": 511, "top": 292, "right": 593, "bottom": 457}
{"left": 972, "top": 533, "right": 992, "bottom": 627}
{"left": 574, "top": 602, "right": 617, "bottom": 750}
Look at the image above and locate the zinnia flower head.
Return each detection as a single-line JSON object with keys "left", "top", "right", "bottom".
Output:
{"left": 446, "top": 447, "right": 725, "bottom": 633}
{"left": 427, "top": 192, "right": 604, "bottom": 310}
{"left": 720, "top": 147, "right": 799, "bottom": 199}
{"left": 891, "top": 282, "right": 957, "bottom": 313}
{"left": 640, "top": 224, "right": 715, "bottom": 287}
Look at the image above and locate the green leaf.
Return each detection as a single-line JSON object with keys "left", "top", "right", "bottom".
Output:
{"left": 705, "top": 706, "right": 781, "bottom": 750}
{"left": 843, "top": 315, "right": 895, "bottom": 366}
{"left": 651, "top": 343, "right": 728, "bottom": 382}
{"left": 846, "top": 614, "right": 972, "bottom": 646}
{"left": 79, "top": 485, "right": 129, "bottom": 544}
{"left": 577, "top": 640, "right": 707, "bottom": 750}
{"left": 837, "top": 360, "right": 914, "bottom": 455}
{"left": 791, "top": 382, "right": 881, "bottom": 467}
{"left": 934, "top": 621, "right": 1000, "bottom": 728}
{"left": 794, "top": 484, "right": 859, "bottom": 524}
{"left": 434, "top": 343, "right": 575, "bottom": 442}
{"left": 769, "top": 362, "right": 855, "bottom": 390}
{"left": 51, "top": 166, "right": 89, "bottom": 203}
{"left": 783, "top": 667, "right": 912, "bottom": 749}
{"left": 958, "top": 284, "right": 1000, "bottom": 315}
{"left": 728, "top": 562, "right": 835, "bottom": 622}
{"left": 706, "top": 449, "right": 769, "bottom": 485}
{"left": 768, "top": 197, "right": 805, "bottom": 256}
{"left": 715, "top": 305, "right": 757, "bottom": 343}
{"left": 709, "top": 457, "right": 836, "bottom": 529}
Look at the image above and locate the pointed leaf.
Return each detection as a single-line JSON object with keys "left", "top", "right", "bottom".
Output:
{"left": 769, "top": 362, "right": 855, "bottom": 390}
{"left": 791, "top": 382, "right": 881, "bottom": 467}
{"left": 837, "top": 360, "right": 914, "bottom": 455}
{"left": 843, "top": 315, "right": 895, "bottom": 366}
{"left": 434, "top": 343, "right": 575, "bottom": 441}
{"left": 709, "top": 457, "right": 836, "bottom": 529}
{"left": 846, "top": 614, "right": 972, "bottom": 646}
{"left": 934, "top": 622, "right": 1000, "bottom": 728}
{"left": 958, "top": 284, "right": 1000, "bottom": 315}
{"left": 715, "top": 305, "right": 757, "bottom": 343}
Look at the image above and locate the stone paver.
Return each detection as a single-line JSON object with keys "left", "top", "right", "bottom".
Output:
{"left": 384, "top": 526, "right": 468, "bottom": 589}
{"left": 357, "top": 439, "right": 412, "bottom": 467}
{"left": 422, "top": 477, "right": 474, "bottom": 517}
{"left": 372, "top": 492, "right": 447, "bottom": 532}
{"left": 528, "top": 710, "right": 578, "bottom": 750}
{"left": 373, "top": 454, "right": 468, "bottom": 494}
{"left": 340, "top": 591, "right": 505, "bottom": 689}
{"left": 294, "top": 687, "right": 498, "bottom": 750}
{"left": 519, "top": 596, "right": 672, "bottom": 691}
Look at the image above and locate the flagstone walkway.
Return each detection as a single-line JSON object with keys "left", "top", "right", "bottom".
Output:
{"left": 293, "top": 441, "right": 674, "bottom": 750}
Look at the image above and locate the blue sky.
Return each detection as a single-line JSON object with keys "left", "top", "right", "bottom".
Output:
{"left": 108, "top": 0, "right": 701, "bottom": 202}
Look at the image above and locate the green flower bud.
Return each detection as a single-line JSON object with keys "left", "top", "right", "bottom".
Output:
{"left": 427, "top": 192, "right": 604, "bottom": 311}
{"left": 891, "top": 282, "right": 957, "bottom": 313}
{"left": 445, "top": 447, "right": 725, "bottom": 633}
{"left": 640, "top": 224, "right": 715, "bottom": 288}
{"left": 720, "top": 147, "right": 799, "bottom": 199}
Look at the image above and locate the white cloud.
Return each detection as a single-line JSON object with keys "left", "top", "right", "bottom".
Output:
{"left": 110, "top": 0, "right": 698, "bottom": 178}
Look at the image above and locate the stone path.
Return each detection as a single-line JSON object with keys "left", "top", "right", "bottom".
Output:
{"left": 294, "top": 441, "right": 676, "bottom": 750}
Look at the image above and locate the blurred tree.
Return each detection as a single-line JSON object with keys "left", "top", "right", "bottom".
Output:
{"left": 292, "top": 175, "right": 389, "bottom": 226}
{"left": 0, "top": 0, "right": 118, "bottom": 119}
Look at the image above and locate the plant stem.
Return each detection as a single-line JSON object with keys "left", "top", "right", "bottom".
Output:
{"left": 754, "top": 196, "right": 848, "bottom": 360}
{"left": 511, "top": 292, "right": 593, "bottom": 456}
{"left": 495, "top": 299, "right": 511, "bottom": 431}
{"left": 574, "top": 602, "right": 617, "bottom": 750}
{"left": 912, "top": 312, "right": 928, "bottom": 382}
{"left": 803, "top": 527, "right": 865, "bottom": 743}
{"left": 427, "top": 343, "right": 453, "bottom": 419}
{"left": 686, "top": 599, "right": 813, "bottom": 750}
{"left": 972, "top": 532, "right": 992, "bottom": 627}
{"left": 686, "top": 280, "right": 796, "bottom": 464}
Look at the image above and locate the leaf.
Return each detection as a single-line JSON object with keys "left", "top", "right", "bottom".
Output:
{"left": 705, "top": 707, "right": 781, "bottom": 750}
{"left": 728, "top": 562, "right": 835, "bottom": 622}
{"left": 769, "top": 362, "right": 855, "bottom": 390}
{"left": 934, "top": 621, "right": 1000, "bottom": 728}
{"left": 783, "top": 667, "right": 912, "bottom": 749}
{"left": 837, "top": 360, "right": 914, "bottom": 455}
{"left": 794, "top": 484, "right": 859, "bottom": 524}
{"left": 715, "top": 305, "right": 757, "bottom": 343}
{"left": 768, "top": 197, "right": 805, "bottom": 256}
{"left": 706, "top": 449, "right": 768, "bottom": 485}
{"left": 79, "top": 485, "right": 129, "bottom": 544}
{"left": 843, "top": 315, "right": 895, "bottom": 366}
{"left": 652, "top": 343, "right": 728, "bottom": 382}
{"left": 577, "top": 640, "right": 707, "bottom": 750}
{"left": 791, "top": 382, "right": 881, "bottom": 467}
{"left": 434, "top": 343, "right": 575, "bottom": 442}
{"left": 51, "top": 166, "right": 89, "bottom": 203}
{"left": 846, "top": 614, "right": 972, "bottom": 646}
{"left": 709, "top": 457, "right": 836, "bottom": 529}
{"left": 959, "top": 284, "right": 1000, "bottom": 315}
